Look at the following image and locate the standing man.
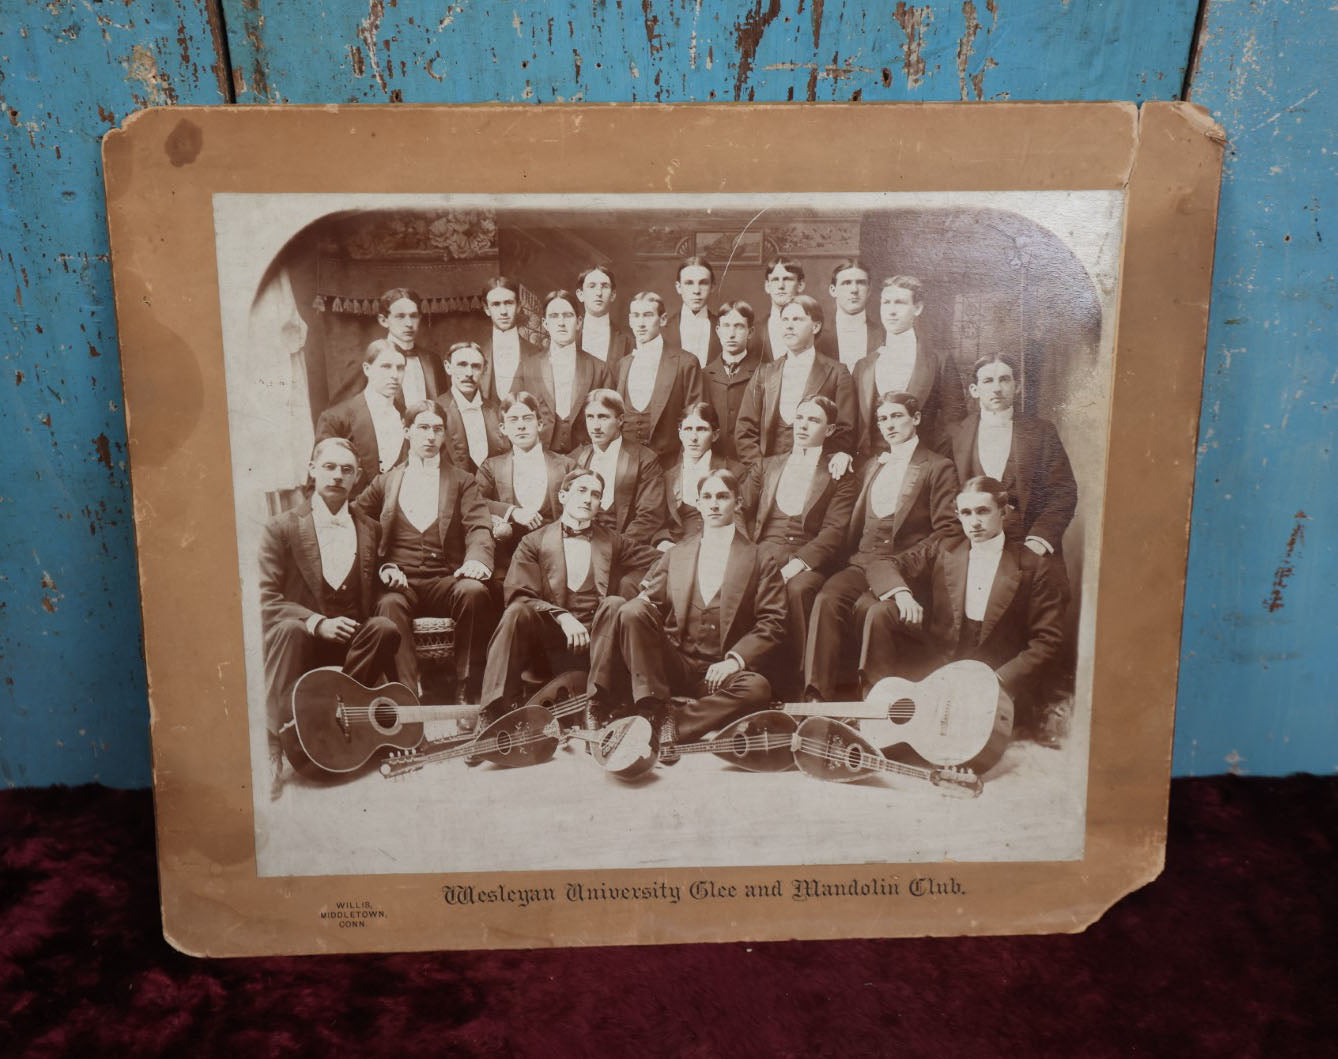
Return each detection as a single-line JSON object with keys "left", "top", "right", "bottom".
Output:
{"left": 438, "top": 340, "right": 508, "bottom": 473}
{"left": 658, "top": 402, "right": 735, "bottom": 548}
{"left": 948, "top": 354, "right": 1077, "bottom": 558}
{"left": 571, "top": 389, "right": 667, "bottom": 548}
{"left": 672, "top": 255, "right": 722, "bottom": 368}
{"left": 862, "top": 475, "right": 1067, "bottom": 733}
{"left": 479, "top": 467, "right": 660, "bottom": 720}
{"left": 354, "top": 401, "right": 496, "bottom": 704}
{"left": 702, "top": 300, "right": 763, "bottom": 463}
{"left": 756, "top": 256, "right": 806, "bottom": 361}
{"left": 816, "top": 260, "right": 880, "bottom": 370}
{"left": 852, "top": 275, "right": 967, "bottom": 458}
{"left": 315, "top": 339, "right": 407, "bottom": 497}
{"left": 376, "top": 287, "right": 448, "bottom": 406}
{"left": 576, "top": 264, "right": 632, "bottom": 371}
{"left": 478, "top": 276, "right": 540, "bottom": 401}
{"left": 477, "top": 391, "right": 575, "bottom": 582}
{"left": 259, "top": 437, "right": 400, "bottom": 794}
{"left": 602, "top": 469, "right": 787, "bottom": 743}
{"left": 803, "top": 391, "right": 961, "bottom": 702}
{"left": 740, "top": 396, "right": 859, "bottom": 699}
{"left": 734, "top": 295, "right": 857, "bottom": 466}
{"left": 511, "top": 289, "right": 613, "bottom": 455}
{"left": 615, "top": 291, "right": 704, "bottom": 467}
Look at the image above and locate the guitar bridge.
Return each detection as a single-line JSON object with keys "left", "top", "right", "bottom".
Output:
{"left": 335, "top": 695, "right": 350, "bottom": 740}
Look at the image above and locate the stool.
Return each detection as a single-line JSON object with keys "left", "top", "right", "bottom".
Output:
{"left": 411, "top": 617, "right": 457, "bottom": 701}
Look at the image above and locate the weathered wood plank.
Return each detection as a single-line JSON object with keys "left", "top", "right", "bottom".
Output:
{"left": 221, "top": 0, "right": 1200, "bottom": 104}
{"left": 1176, "top": 0, "right": 1338, "bottom": 776}
{"left": 0, "top": 2, "right": 226, "bottom": 786}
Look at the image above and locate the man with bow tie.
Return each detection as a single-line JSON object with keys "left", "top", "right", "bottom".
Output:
{"left": 314, "top": 339, "right": 408, "bottom": 497}
{"left": 438, "top": 341, "right": 508, "bottom": 473}
{"left": 739, "top": 395, "right": 858, "bottom": 699}
{"left": 375, "top": 287, "right": 448, "bottom": 405}
{"left": 803, "top": 391, "right": 961, "bottom": 702}
{"left": 259, "top": 437, "right": 400, "bottom": 795}
{"left": 865, "top": 475, "right": 1067, "bottom": 735}
{"left": 603, "top": 468, "right": 786, "bottom": 745}
{"left": 479, "top": 467, "right": 661, "bottom": 721}
{"left": 701, "top": 300, "right": 763, "bottom": 463}
{"left": 354, "top": 401, "right": 495, "bottom": 704}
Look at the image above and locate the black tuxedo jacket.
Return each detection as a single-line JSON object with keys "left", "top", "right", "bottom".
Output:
{"left": 436, "top": 394, "right": 509, "bottom": 473}
{"left": 741, "top": 453, "right": 859, "bottom": 573}
{"left": 851, "top": 340, "right": 968, "bottom": 457}
{"left": 571, "top": 440, "right": 667, "bottom": 546}
{"left": 734, "top": 353, "right": 857, "bottom": 463}
{"left": 314, "top": 392, "right": 406, "bottom": 498}
{"left": 354, "top": 462, "right": 494, "bottom": 571}
{"left": 580, "top": 320, "right": 634, "bottom": 375}
{"left": 947, "top": 412, "right": 1077, "bottom": 552}
{"left": 815, "top": 314, "right": 881, "bottom": 364}
{"left": 640, "top": 533, "right": 787, "bottom": 668}
{"left": 502, "top": 522, "right": 660, "bottom": 614}
{"left": 658, "top": 452, "right": 737, "bottom": 545}
{"left": 257, "top": 501, "right": 380, "bottom": 630}
{"left": 888, "top": 535, "right": 1066, "bottom": 695}
{"left": 478, "top": 330, "right": 542, "bottom": 402}
{"left": 702, "top": 349, "right": 763, "bottom": 462}
{"left": 670, "top": 306, "right": 722, "bottom": 366}
{"left": 510, "top": 347, "right": 613, "bottom": 454}
{"left": 477, "top": 449, "right": 574, "bottom": 523}
{"left": 398, "top": 345, "right": 451, "bottom": 403}
{"left": 614, "top": 346, "right": 704, "bottom": 466}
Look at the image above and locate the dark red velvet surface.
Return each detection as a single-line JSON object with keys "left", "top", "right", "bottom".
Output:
{"left": 3, "top": 777, "right": 1336, "bottom": 1056}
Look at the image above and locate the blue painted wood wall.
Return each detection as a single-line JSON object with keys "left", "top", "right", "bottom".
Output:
{"left": 1, "top": 0, "right": 1331, "bottom": 786}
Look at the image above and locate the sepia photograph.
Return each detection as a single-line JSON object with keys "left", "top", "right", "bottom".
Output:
{"left": 214, "top": 189, "right": 1121, "bottom": 878}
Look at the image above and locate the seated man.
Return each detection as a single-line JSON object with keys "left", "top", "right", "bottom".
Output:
{"left": 863, "top": 475, "right": 1067, "bottom": 735}
{"left": 604, "top": 469, "right": 787, "bottom": 744}
{"left": 438, "top": 340, "right": 508, "bottom": 473}
{"left": 259, "top": 438, "right": 399, "bottom": 794}
{"left": 314, "top": 339, "right": 407, "bottom": 496}
{"left": 804, "top": 391, "right": 961, "bottom": 702}
{"left": 479, "top": 467, "right": 661, "bottom": 720}
{"left": 476, "top": 391, "right": 574, "bottom": 583}
{"left": 571, "top": 388, "right": 667, "bottom": 548}
{"left": 354, "top": 401, "right": 495, "bottom": 703}
{"left": 739, "top": 396, "right": 858, "bottom": 699}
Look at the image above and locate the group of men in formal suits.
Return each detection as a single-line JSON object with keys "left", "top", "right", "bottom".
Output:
{"left": 260, "top": 258, "right": 1080, "bottom": 794}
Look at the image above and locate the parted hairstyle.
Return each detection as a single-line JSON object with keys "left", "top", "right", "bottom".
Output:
{"left": 796, "top": 394, "right": 839, "bottom": 425}
{"left": 447, "top": 340, "right": 485, "bottom": 363}
{"left": 970, "top": 352, "right": 1020, "bottom": 381}
{"left": 378, "top": 287, "right": 424, "bottom": 315}
{"left": 482, "top": 275, "right": 521, "bottom": 299}
{"left": 883, "top": 275, "right": 926, "bottom": 305}
{"left": 876, "top": 391, "right": 923, "bottom": 418}
{"left": 715, "top": 299, "right": 756, "bottom": 326}
{"left": 500, "top": 391, "right": 543, "bottom": 417}
{"left": 959, "top": 475, "right": 1010, "bottom": 511}
{"left": 784, "top": 293, "right": 825, "bottom": 328}
{"left": 628, "top": 290, "right": 667, "bottom": 315}
{"left": 584, "top": 388, "right": 625, "bottom": 417}
{"left": 400, "top": 399, "right": 443, "bottom": 428}
{"left": 543, "top": 289, "right": 579, "bottom": 315}
{"left": 577, "top": 264, "right": 617, "bottom": 292}
{"left": 678, "top": 400, "right": 721, "bottom": 431}
{"left": 829, "top": 259, "right": 871, "bottom": 286}
{"left": 677, "top": 255, "right": 716, "bottom": 283}
{"left": 698, "top": 467, "right": 742, "bottom": 499}
{"left": 362, "top": 337, "right": 404, "bottom": 366}
{"left": 764, "top": 255, "right": 805, "bottom": 282}
{"left": 560, "top": 466, "right": 606, "bottom": 494}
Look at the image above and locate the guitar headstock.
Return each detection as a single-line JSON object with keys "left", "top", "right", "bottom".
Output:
{"left": 379, "top": 749, "right": 423, "bottom": 779}
{"left": 930, "top": 765, "right": 984, "bottom": 798}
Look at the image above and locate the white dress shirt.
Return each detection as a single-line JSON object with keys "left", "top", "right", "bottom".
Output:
{"left": 511, "top": 444, "right": 549, "bottom": 515}
{"left": 679, "top": 307, "right": 712, "bottom": 367}
{"left": 312, "top": 501, "right": 356, "bottom": 591}
{"left": 834, "top": 310, "right": 869, "bottom": 370}
{"left": 561, "top": 517, "right": 593, "bottom": 592}
{"left": 697, "top": 523, "right": 736, "bottom": 604}
{"left": 581, "top": 313, "right": 611, "bottom": 360}
{"left": 396, "top": 345, "right": 428, "bottom": 407}
{"left": 398, "top": 455, "right": 441, "bottom": 532}
{"left": 869, "top": 436, "right": 919, "bottom": 517}
{"left": 874, "top": 329, "right": 918, "bottom": 397}
{"left": 775, "top": 444, "right": 821, "bottom": 515}
{"left": 778, "top": 347, "right": 816, "bottom": 425}
{"left": 451, "top": 388, "right": 490, "bottom": 469}
{"left": 964, "top": 531, "right": 1006, "bottom": 621}
{"left": 679, "top": 450, "right": 714, "bottom": 507}
{"left": 977, "top": 407, "right": 1014, "bottom": 480}
{"left": 626, "top": 335, "right": 663, "bottom": 411}
{"left": 363, "top": 389, "right": 404, "bottom": 472}
{"left": 550, "top": 342, "right": 578, "bottom": 419}
{"left": 588, "top": 436, "right": 622, "bottom": 511}
{"left": 492, "top": 327, "right": 521, "bottom": 395}
{"left": 767, "top": 308, "right": 785, "bottom": 359}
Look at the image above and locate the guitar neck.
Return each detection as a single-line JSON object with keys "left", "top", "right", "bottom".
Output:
{"left": 669, "top": 733, "right": 793, "bottom": 756}
{"left": 396, "top": 703, "right": 481, "bottom": 724}
{"left": 782, "top": 700, "right": 888, "bottom": 720}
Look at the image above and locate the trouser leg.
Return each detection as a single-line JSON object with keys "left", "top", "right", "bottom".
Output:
{"left": 415, "top": 575, "right": 497, "bottom": 704}
{"left": 803, "top": 565, "right": 870, "bottom": 700}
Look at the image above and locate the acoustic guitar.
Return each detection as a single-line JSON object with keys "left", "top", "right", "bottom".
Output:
{"left": 379, "top": 705, "right": 561, "bottom": 778}
{"left": 658, "top": 710, "right": 798, "bottom": 772}
{"left": 280, "top": 667, "right": 480, "bottom": 777}
{"left": 783, "top": 660, "right": 1014, "bottom": 772}
{"left": 792, "top": 717, "right": 983, "bottom": 797}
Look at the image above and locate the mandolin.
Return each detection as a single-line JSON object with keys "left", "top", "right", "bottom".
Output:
{"left": 658, "top": 710, "right": 798, "bottom": 772}
{"left": 562, "top": 715, "right": 659, "bottom": 779}
{"left": 792, "top": 717, "right": 983, "bottom": 797}
{"left": 379, "top": 705, "right": 561, "bottom": 778}
{"left": 783, "top": 660, "right": 1014, "bottom": 772}
{"left": 281, "top": 667, "right": 481, "bottom": 776}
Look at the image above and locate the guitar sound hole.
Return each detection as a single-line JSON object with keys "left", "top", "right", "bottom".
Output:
{"left": 844, "top": 744, "right": 863, "bottom": 771}
{"left": 730, "top": 732, "right": 748, "bottom": 758}
{"left": 370, "top": 698, "right": 400, "bottom": 732}
{"left": 888, "top": 697, "right": 916, "bottom": 725}
{"left": 495, "top": 731, "right": 513, "bottom": 756}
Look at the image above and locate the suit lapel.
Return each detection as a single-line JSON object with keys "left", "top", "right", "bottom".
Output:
{"left": 892, "top": 449, "right": 928, "bottom": 537}
{"left": 719, "top": 537, "right": 752, "bottom": 647}
{"left": 762, "top": 361, "right": 783, "bottom": 442}
{"left": 354, "top": 513, "right": 377, "bottom": 608}
{"left": 294, "top": 509, "right": 326, "bottom": 607}
{"left": 544, "top": 524, "right": 568, "bottom": 606}
{"left": 802, "top": 462, "right": 833, "bottom": 523}
{"left": 442, "top": 400, "right": 468, "bottom": 470}
{"left": 856, "top": 358, "right": 877, "bottom": 436}
{"left": 669, "top": 538, "right": 698, "bottom": 631}
{"left": 615, "top": 445, "right": 635, "bottom": 530}
{"left": 847, "top": 459, "right": 879, "bottom": 551}
{"left": 802, "top": 357, "right": 830, "bottom": 404}
{"left": 647, "top": 352, "right": 676, "bottom": 431}
{"left": 543, "top": 453, "right": 566, "bottom": 516}
{"left": 494, "top": 453, "right": 516, "bottom": 505}
{"left": 436, "top": 465, "right": 456, "bottom": 546}
{"left": 980, "top": 545, "right": 1021, "bottom": 641}
{"left": 944, "top": 540, "right": 970, "bottom": 632}
{"left": 591, "top": 526, "right": 613, "bottom": 596}
{"left": 380, "top": 467, "right": 404, "bottom": 544}
{"left": 757, "top": 459, "right": 781, "bottom": 529}
{"left": 906, "top": 344, "right": 936, "bottom": 402}
{"left": 484, "top": 403, "right": 506, "bottom": 455}
{"left": 573, "top": 353, "right": 594, "bottom": 417}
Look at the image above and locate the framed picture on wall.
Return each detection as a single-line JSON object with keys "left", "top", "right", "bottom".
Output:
{"left": 104, "top": 102, "right": 1223, "bottom": 956}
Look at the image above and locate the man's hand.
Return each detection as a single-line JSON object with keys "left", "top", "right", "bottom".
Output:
{"left": 315, "top": 616, "right": 358, "bottom": 643}
{"left": 893, "top": 591, "right": 924, "bottom": 626}
{"left": 491, "top": 516, "right": 513, "bottom": 541}
{"left": 1024, "top": 538, "right": 1050, "bottom": 556}
{"left": 657, "top": 540, "right": 674, "bottom": 553}
{"left": 827, "top": 451, "right": 854, "bottom": 480}
{"left": 379, "top": 564, "right": 408, "bottom": 590}
{"left": 704, "top": 655, "right": 742, "bottom": 692}
{"left": 555, "top": 612, "right": 590, "bottom": 651}
{"left": 455, "top": 560, "right": 492, "bottom": 581}
{"left": 512, "top": 507, "right": 545, "bottom": 531}
{"left": 780, "top": 557, "right": 808, "bottom": 583}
